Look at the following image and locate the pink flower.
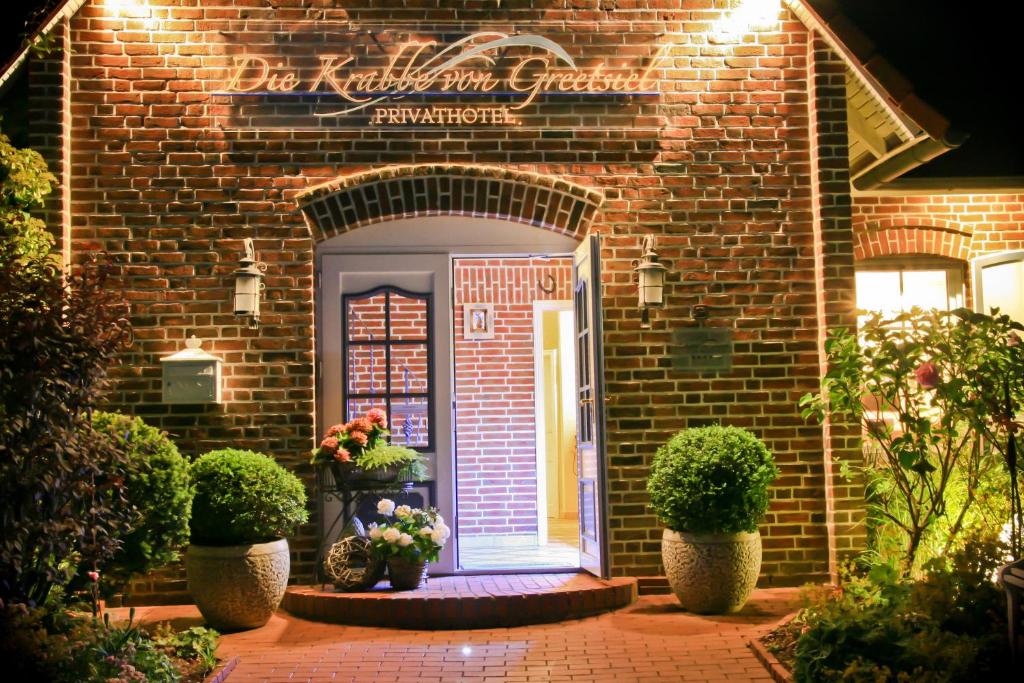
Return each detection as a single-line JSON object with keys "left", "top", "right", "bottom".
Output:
{"left": 87, "top": 571, "right": 100, "bottom": 582}
{"left": 367, "top": 408, "right": 388, "bottom": 429}
{"left": 328, "top": 423, "right": 346, "bottom": 436}
{"left": 350, "top": 417, "right": 373, "bottom": 434}
{"left": 320, "top": 437, "right": 338, "bottom": 451}
{"left": 1009, "top": 332, "right": 1021, "bottom": 348}
{"left": 915, "top": 361, "right": 940, "bottom": 389}
{"left": 349, "top": 430, "right": 369, "bottom": 446}
{"left": 333, "top": 448, "right": 351, "bottom": 462}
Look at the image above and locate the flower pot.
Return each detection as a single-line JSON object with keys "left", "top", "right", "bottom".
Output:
{"left": 387, "top": 556, "right": 428, "bottom": 590}
{"left": 661, "top": 528, "right": 761, "bottom": 614}
{"left": 329, "top": 462, "right": 399, "bottom": 486}
{"left": 186, "top": 538, "right": 290, "bottom": 630}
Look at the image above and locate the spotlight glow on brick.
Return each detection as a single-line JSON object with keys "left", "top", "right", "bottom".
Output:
{"left": 461, "top": 646, "right": 472, "bottom": 656}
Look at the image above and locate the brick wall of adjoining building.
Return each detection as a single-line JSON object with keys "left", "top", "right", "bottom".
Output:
{"left": 453, "top": 257, "right": 573, "bottom": 538}
{"left": 18, "top": 0, "right": 865, "bottom": 602}
{"left": 852, "top": 192, "right": 1024, "bottom": 262}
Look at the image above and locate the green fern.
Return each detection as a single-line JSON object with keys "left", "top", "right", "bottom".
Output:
{"left": 356, "top": 444, "right": 426, "bottom": 481}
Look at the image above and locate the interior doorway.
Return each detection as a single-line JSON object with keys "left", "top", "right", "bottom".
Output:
{"left": 452, "top": 256, "right": 580, "bottom": 571}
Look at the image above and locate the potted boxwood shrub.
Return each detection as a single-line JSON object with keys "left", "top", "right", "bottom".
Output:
{"left": 186, "top": 449, "right": 308, "bottom": 630}
{"left": 647, "top": 425, "right": 779, "bottom": 614}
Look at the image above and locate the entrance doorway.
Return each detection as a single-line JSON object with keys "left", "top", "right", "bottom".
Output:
{"left": 316, "top": 217, "right": 609, "bottom": 577}
{"left": 451, "top": 256, "right": 580, "bottom": 571}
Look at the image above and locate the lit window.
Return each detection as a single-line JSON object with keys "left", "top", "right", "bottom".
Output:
{"left": 855, "top": 259, "right": 966, "bottom": 327}
{"left": 973, "top": 251, "right": 1024, "bottom": 323}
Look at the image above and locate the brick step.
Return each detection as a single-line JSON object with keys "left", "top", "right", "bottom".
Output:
{"left": 283, "top": 573, "right": 637, "bottom": 629}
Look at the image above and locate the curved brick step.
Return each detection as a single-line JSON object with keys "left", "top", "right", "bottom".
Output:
{"left": 283, "top": 573, "right": 637, "bottom": 629}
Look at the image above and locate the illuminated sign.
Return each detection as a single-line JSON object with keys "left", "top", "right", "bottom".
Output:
{"left": 215, "top": 28, "right": 667, "bottom": 129}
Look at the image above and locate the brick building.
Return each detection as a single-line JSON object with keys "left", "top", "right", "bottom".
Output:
{"left": 1, "top": 0, "right": 1020, "bottom": 603}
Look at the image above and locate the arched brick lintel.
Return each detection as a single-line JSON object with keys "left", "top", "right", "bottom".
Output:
{"left": 854, "top": 222, "right": 972, "bottom": 262}
{"left": 296, "top": 164, "right": 605, "bottom": 243}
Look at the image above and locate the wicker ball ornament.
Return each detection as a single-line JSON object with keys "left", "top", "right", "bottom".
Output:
{"left": 324, "top": 535, "right": 385, "bottom": 592}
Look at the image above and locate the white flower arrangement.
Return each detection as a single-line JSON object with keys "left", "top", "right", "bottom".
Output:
{"left": 368, "top": 498, "right": 449, "bottom": 563}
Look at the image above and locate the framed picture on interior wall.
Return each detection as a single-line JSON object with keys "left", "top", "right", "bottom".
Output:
{"left": 349, "top": 481, "right": 437, "bottom": 528}
{"left": 464, "top": 302, "right": 495, "bottom": 340}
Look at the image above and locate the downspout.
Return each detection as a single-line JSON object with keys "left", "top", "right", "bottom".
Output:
{"left": 851, "top": 130, "right": 968, "bottom": 191}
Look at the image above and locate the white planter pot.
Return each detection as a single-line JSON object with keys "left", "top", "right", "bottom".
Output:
{"left": 661, "top": 528, "right": 762, "bottom": 614}
{"left": 186, "top": 538, "right": 290, "bottom": 630}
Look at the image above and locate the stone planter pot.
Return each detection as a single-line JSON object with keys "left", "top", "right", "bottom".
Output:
{"left": 661, "top": 528, "right": 761, "bottom": 614}
{"left": 387, "top": 556, "right": 428, "bottom": 590}
{"left": 186, "top": 538, "right": 290, "bottom": 630}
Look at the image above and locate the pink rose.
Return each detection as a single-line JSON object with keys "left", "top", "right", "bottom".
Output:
{"left": 87, "top": 571, "right": 100, "bottom": 582}
{"left": 333, "top": 448, "right": 351, "bottom": 462}
{"left": 349, "top": 430, "right": 369, "bottom": 446}
{"left": 320, "top": 436, "right": 338, "bottom": 451}
{"left": 915, "top": 362, "right": 940, "bottom": 389}
{"left": 367, "top": 408, "right": 388, "bottom": 429}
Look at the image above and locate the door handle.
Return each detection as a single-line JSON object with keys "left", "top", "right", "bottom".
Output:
{"left": 579, "top": 398, "right": 593, "bottom": 405}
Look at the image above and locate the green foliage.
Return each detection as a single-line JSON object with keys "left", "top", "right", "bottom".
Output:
{"left": 0, "top": 604, "right": 194, "bottom": 683}
{"left": 800, "top": 308, "right": 1023, "bottom": 574}
{"left": 647, "top": 425, "right": 779, "bottom": 534}
{"left": 152, "top": 624, "right": 219, "bottom": 676}
{"left": 0, "top": 127, "right": 57, "bottom": 265}
{"left": 791, "top": 534, "right": 1011, "bottom": 682}
{"left": 358, "top": 444, "right": 427, "bottom": 481}
{"left": 91, "top": 412, "right": 193, "bottom": 592}
{"left": 0, "top": 251, "right": 134, "bottom": 604}
{"left": 190, "top": 449, "right": 309, "bottom": 546}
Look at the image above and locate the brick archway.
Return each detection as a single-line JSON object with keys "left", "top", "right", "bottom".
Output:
{"left": 296, "top": 164, "right": 605, "bottom": 243}
{"left": 853, "top": 218, "right": 973, "bottom": 261}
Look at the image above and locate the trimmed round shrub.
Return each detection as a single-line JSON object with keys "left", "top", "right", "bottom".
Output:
{"left": 91, "top": 411, "right": 192, "bottom": 588}
{"left": 190, "top": 449, "right": 309, "bottom": 546}
{"left": 647, "top": 425, "right": 779, "bottom": 534}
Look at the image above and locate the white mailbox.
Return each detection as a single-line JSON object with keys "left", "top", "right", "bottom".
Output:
{"left": 161, "top": 336, "right": 222, "bottom": 404}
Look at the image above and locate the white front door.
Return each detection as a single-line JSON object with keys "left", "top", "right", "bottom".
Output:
{"left": 573, "top": 234, "right": 609, "bottom": 578}
{"left": 319, "top": 253, "right": 455, "bottom": 574}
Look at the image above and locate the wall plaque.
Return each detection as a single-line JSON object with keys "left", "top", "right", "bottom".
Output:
{"left": 670, "top": 328, "right": 733, "bottom": 372}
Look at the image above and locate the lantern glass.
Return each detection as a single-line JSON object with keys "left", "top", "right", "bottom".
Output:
{"left": 234, "top": 274, "right": 259, "bottom": 315}
{"left": 638, "top": 267, "right": 665, "bottom": 307}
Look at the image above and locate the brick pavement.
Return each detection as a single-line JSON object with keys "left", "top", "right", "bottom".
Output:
{"left": 116, "top": 588, "right": 800, "bottom": 682}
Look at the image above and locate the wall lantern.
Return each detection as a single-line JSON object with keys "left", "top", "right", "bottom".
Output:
{"left": 633, "top": 234, "right": 669, "bottom": 329}
{"left": 233, "top": 238, "right": 266, "bottom": 329}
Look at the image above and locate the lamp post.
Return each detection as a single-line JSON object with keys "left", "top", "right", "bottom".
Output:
{"left": 633, "top": 234, "right": 668, "bottom": 329}
{"left": 233, "top": 238, "right": 265, "bottom": 329}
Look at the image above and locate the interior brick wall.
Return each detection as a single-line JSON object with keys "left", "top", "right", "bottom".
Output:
{"left": 453, "top": 258, "right": 573, "bottom": 538}
{"left": 19, "top": 0, "right": 867, "bottom": 601}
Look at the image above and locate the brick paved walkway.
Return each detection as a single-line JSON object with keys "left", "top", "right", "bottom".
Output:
{"left": 116, "top": 588, "right": 799, "bottom": 682}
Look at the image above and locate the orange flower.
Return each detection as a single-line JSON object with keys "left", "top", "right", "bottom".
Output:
{"left": 350, "top": 417, "right": 373, "bottom": 434}
{"left": 320, "top": 436, "right": 338, "bottom": 451}
{"left": 349, "top": 430, "right": 369, "bottom": 446}
{"left": 333, "top": 448, "right": 351, "bottom": 462}
{"left": 367, "top": 408, "right": 388, "bottom": 429}
{"left": 327, "top": 423, "right": 346, "bottom": 437}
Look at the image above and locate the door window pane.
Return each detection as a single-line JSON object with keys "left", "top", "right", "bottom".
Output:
{"left": 341, "top": 287, "right": 432, "bottom": 450}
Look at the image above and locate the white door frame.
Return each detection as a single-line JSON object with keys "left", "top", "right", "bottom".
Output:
{"left": 315, "top": 216, "right": 579, "bottom": 575}
{"left": 532, "top": 299, "right": 573, "bottom": 547}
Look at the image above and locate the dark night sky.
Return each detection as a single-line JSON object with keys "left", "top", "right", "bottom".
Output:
{"left": 1, "top": 0, "right": 1021, "bottom": 176}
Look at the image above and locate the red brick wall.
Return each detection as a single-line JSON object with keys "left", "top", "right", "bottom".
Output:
{"left": 20, "top": 0, "right": 863, "bottom": 600}
{"left": 852, "top": 193, "right": 1024, "bottom": 261}
{"left": 453, "top": 258, "right": 572, "bottom": 538}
